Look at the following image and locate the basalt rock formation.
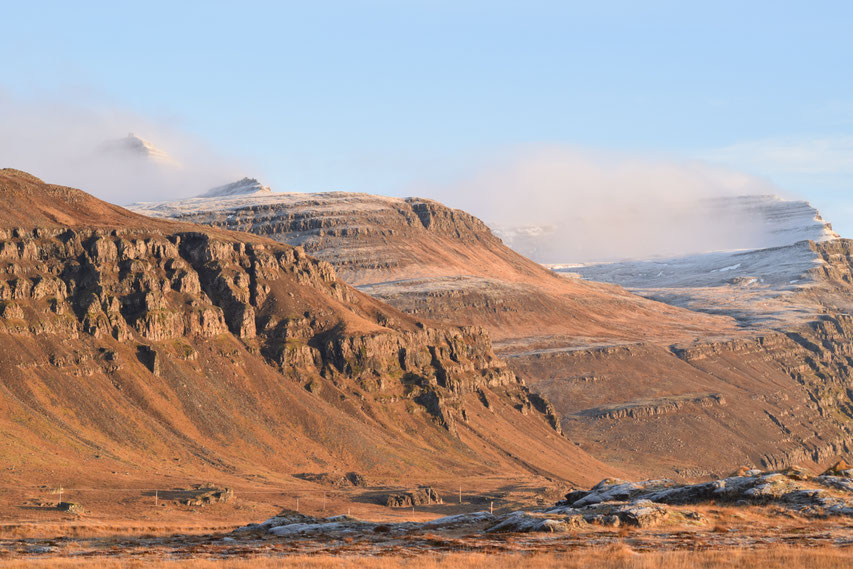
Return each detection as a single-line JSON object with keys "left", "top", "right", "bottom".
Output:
{"left": 0, "top": 169, "right": 608, "bottom": 489}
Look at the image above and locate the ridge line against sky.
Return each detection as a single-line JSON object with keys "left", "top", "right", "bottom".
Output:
{"left": 2, "top": 1, "right": 853, "bottom": 236}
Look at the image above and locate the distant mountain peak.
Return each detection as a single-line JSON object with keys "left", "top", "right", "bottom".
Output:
{"left": 101, "top": 133, "right": 177, "bottom": 165}
{"left": 198, "top": 177, "right": 272, "bottom": 198}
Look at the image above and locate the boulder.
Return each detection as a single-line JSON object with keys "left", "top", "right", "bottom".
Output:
{"left": 780, "top": 466, "right": 811, "bottom": 481}
{"left": 385, "top": 486, "right": 442, "bottom": 508}
{"left": 57, "top": 502, "right": 84, "bottom": 514}
{"left": 823, "top": 460, "right": 852, "bottom": 477}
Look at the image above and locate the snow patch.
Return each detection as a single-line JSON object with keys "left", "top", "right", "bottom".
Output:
{"left": 198, "top": 177, "right": 271, "bottom": 198}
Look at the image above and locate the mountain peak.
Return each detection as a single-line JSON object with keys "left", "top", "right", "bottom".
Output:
{"left": 197, "top": 177, "right": 272, "bottom": 198}
{"left": 101, "top": 133, "right": 176, "bottom": 165}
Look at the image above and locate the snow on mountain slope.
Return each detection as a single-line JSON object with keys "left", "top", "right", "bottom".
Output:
{"left": 496, "top": 194, "right": 838, "bottom": 264}
{"left": 705, "top": 195, "right": 839, "bottom": 247}
{"left": 197, "top": 177, "right": 271, "bottom": 198}
{"left": 100, "top": 133, "right": 178, "bottom": 165}
{"left": 555, "top": 242, "right": 826, "bottom": 327}
{"left": 129, "top": 181, "right": 737, "bottom": 346}
{"left": 541, "top": 194, "right": 841, "bottom": 328}
{"left": 130, "top": 189, "right": 401, "bottom": 221}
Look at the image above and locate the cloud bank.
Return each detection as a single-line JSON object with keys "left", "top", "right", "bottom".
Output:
{"left": 418, "top": 146, "right": 791, "bottom": 263}
{"left": 0, "top": 92, "right": 246, "bottom": 205}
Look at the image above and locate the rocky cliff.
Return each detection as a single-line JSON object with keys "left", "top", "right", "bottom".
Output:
{"left": 0, "top": 169, "right": 606, "bottom": 489}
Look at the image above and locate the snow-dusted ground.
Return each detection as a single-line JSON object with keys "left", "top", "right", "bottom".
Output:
{"left": 555, "top": 241, "right": 821, "bottom": 290}
{"left": 554, "top": 241, "right": 829, "bottom": 328}
{"left": 544, "top": 196, "right": 843, "bottom": 328}
{"left": 129, "top": 190, "right": 406, "bottom": 219}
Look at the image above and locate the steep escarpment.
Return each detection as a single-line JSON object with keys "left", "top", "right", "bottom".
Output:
{"left": 0, "top": 169, "right": 606, "bottom": 488}
{"left": 510, "top": 239, "right": 853, "bottom": 479}
{"left": 130, "top": 190, "right": 738, "bottom": 345}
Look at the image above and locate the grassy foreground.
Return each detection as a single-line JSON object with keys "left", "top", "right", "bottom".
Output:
{"left": 3, "top": 547, "right": 853, "bottom": 568}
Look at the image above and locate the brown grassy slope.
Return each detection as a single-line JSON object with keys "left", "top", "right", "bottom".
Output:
{"left": 0, "top": 169, "right": 178, "bottom": 230}
{"left": 3, "top": 548, "right": 853, "bottom": 568}
{"left": 0, "top": 169, "right": 616, "bottom": 498}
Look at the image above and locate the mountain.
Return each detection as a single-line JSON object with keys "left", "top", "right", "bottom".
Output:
{"left": 523, "top": 202, "right": 853, "bottom": 476}
{"left": 198, "top": 177, "right": 272, "bottom": 198}
{"left": 0, "top": 169, "right": 614, "bottom": 494}
{"left": 129, "top": 181, "right": 853, "bottom": 478}
{"left": 100, "top": 133, "right": 178, "bottom": 166}
{"left": 558, "top": 242, "right": 822, "bottom": 329}
{"left": 556, "top": 198, "right": 842, "bottom": 329}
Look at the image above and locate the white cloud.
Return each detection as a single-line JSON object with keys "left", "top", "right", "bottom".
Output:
{"left": 0, "top": 91, "right": 248, "bottom": 204}
{"left": 415, "top": 145, "right": 792, "bottom": 263}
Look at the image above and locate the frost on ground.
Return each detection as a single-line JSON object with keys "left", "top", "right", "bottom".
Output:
{"left": 555, "top": 241, "right": 832, "bottom": 328}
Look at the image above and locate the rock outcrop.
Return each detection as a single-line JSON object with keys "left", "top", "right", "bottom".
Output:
{"left": 555, "top": 467, "right": 853, "bottom": 518}
{"left": 384, "top": 487, "right": 442, "bottom": 508}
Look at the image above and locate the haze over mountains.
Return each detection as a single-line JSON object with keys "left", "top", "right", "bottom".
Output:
{"left": 506, "top": 194, "right": 839, "bottom": 264}
{"left": 100, "top": 133, "right": 178, "bottom": 166}
{"left": 130, "top": 186, "right": 736, "bottom": 347}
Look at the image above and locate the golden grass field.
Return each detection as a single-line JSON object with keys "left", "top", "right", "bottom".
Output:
{"left": 2, "top": 547, "right": 853, "bottom": 568}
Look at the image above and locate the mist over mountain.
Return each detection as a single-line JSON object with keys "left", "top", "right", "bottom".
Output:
{"left": 416, "top": 146, "right": 821, "bottom": 263}
{"left": 0, "top": 93, "right": 246, "bottom": 204}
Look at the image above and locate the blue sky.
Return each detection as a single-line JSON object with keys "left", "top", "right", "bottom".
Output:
{"left": 3, "top": 0, "right": 853, "bottom": 235}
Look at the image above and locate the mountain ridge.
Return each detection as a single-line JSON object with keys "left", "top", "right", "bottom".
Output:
{"left": 0, "top": 169, "right": 612, "bottom": 491}
{"left": 130, "top": 186, "right": 738, "bottom": 346}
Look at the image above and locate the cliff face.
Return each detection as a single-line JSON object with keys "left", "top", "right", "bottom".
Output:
{"left": 131, "top": 193, "right": 537, "bottom": 285}
{"left": 0, "top": 169, "right": 603, "bottom": 488}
